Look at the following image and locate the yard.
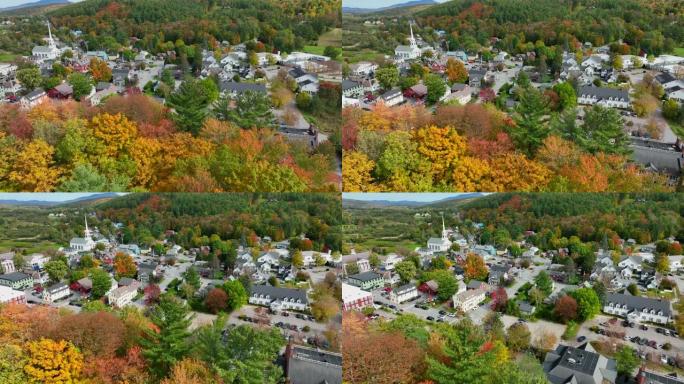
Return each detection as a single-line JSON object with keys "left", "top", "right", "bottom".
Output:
{"left": 673, "top": 47, "right": 684, "bottom": 57}
{"left": 343, "top": 48, "right": 383, "bottom": 63}
{"left": 0, "top": 53, "right": 18, "bottom": 62}
{"left": 668, "top": 121, "right": 684, "bottom": 140}
{"left": 0, "top": 239, "right": 58, "bottom": 254}
{"left": 302, "top": 28, "right": 342, "bottom": 56}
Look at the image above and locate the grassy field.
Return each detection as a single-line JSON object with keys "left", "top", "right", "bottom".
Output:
{"left": 0, "top": 240, "right": 58, "bottom": 254}
{"left": 318, "top": 28, "right": 341, "bottom": 46}
{"left": 0, "top": 53, "right": 18, "bottom": 62}
{"left": 342, "top": 49, "right": 383, "bottom": 63}
{"left": 303, "top": 45, "right": 326, "bottom": 55}
{"left": 673, "top": 47, "right": 684, "bottom": 56}
{"left": 669, "top": 121, "right": 684, "bottom": 139}
{"left": 348, "top": 238, "right": 422, "bottom": 253}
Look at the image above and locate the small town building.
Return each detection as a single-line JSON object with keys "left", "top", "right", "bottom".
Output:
{"left": 285, "top": 343, "right": 342, "bottom": 384}
{"left": 603, "top": 292, "right": 671, "bottom": 324}
{"left": 347, "top": 271, "right": 384, "bottom": 291}
{"left": 390, "top": 283, "right": 419, "bottom": 304}
{"left": 452, "top": 288, "right": 486, "bottom": 312}
{"left": 249, "top": 285, "right": 309, "bottom": 312}
{"left": 543, "top": 343, "right": 617, "bottom": 384}
{"left": 0, "top": 272, "right": 33, "bottom": 290}
{"left": 42, "top": 282, "right": 70, "bottom": 303}
{"left": 0, "top": 285, "right": 26, "bottom": 305}
{"left": 342, "top": 283, "right": 373, "bottom": 311}
{"left": 108, "top": 285, "right": 138, "bottom": 308}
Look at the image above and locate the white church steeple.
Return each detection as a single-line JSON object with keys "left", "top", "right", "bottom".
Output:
{"left": 408, "top": 21, "right": 417, "bottom": 48}
{"left": 84, "top": 215, "right": 92, "bottom": 239}
{"left": 47, "top": 20, "right": 56, "bottom": 48}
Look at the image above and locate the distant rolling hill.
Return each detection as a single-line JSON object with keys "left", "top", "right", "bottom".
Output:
{"left": 0, "top": 0, "right": 72, "bottom": 15}
{"left": 343, "top": 0, "right": 437, "bottom": 14}
{"left": 0, "top": 193, "right": 121, "bottom": 207}
{"left": 343, "top": 193, "right": 485, "bottom": 209}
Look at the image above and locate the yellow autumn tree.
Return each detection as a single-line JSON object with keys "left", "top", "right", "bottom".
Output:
{"left": 451, "top": 156, "right": 496, "bottom": 192}
{"left": 130, "top": 136, "right": 162, "bottom": 188}
{"left": 90, "top": 113, "right": 138, "bottom": 157}
{"left": 488, "top": 153, "right": 552, "bottom": 191}
{"left": 342, "top": 150, "right": 376, "bottom": 192}
{"left": 445, "top": 58, "right": 468, "bottom": 83}
{"left": 411, "top": 125, "right": 467, "bottom": 180}
{"left": 160, "top": 359, "right": 220, "bottom": 384}
{"left": 24, "top": 338, "right": 84, "bottom": 384}
{"left": 8, "top": 139, "right": 60, "bottom": 191}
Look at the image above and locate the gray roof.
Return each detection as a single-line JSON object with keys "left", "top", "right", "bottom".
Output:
{"left": 138, "top": 262, "right": 158, "bottom": 272}
{"left": 286, "top": 344, "right": 342, "bottom": 384}
{"left": 656, "top": 73, "right": 677, "bottom": 85}
{"left": 250, "top": 284, "right": 308, "bottom": 304}
{"left": 467, "top": 280, "right": 485, "bottom": 290}
{"left": 490, "top": 265, "right": 511, "bottom": 274}
{"left": 394, "top": 283, "right": 416, "bottom": 295}
{"left": 24, "top": 88, "right": 45, "bottom": 101}
{"left": 381, "top": 88, "right": 402, "bottom": 100}
{"left": 46, "top": 281, "right": 68, "bottom": 293}
{"left": 342, "top": 80, "right": 361, "bottom": 91}
{"left": 395, "top": 45, "right": 416, "bottom": 53}
{"left": 630, "top": 138, "right": 683, "bottom": 175}
{"left": 578, "top": 86, "right": 629, "bottom": 101}
{"left": 54, "top": 83, "right": 73, "bottom": 94}
{"left": 348, "top": 271, "right": 382, "bottom": 282}
{"left": 70, "top": 237, "right": 90, "bottom": 245}
{"left": 543, "top": 343, "right": 617, "bottom": 384}
{"left": 0, "top": 272, "right": 31, "bottom": 282}
{"left": 118, "top": 277, "right": 136, "bottom": 286}
{"left": 637, "top": 369, "right": 684, "bottom": 384}
{"left": 605, "top": 292, "right": 671, "bottom": 317}
{"left": 518, "top": 301, "right": 535, "bottom": 313}
{"left": 219, "top": 81, "right": 266, "bottom": 94}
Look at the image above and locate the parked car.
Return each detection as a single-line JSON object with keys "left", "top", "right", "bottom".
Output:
{"left": 426, "top": 316, "right": 435, "bottom": 321}
{"left": 640, "top": 325, "right": 648, "bottom": 331}
{"left": 577, "top": 336, "right": 586, "bottom": 343}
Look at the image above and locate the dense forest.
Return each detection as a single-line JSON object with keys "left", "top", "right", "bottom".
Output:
{"left": 95, "top": 193, "right": 343, "bottom": 252}
{"left": 417, "top": 0, "right": 683, "bottom": 56}
{"left": 461, "top": 192, "right": 684, "bottom": 248}
{"left": 48, "top": 0, "right": 340, "bottom": 55}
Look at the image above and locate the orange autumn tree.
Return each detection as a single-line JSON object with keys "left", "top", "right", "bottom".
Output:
{"left": 160, "top": 358, "right": 220, "bottom": 384}
{"left": 342, "top": 151, "right": 376, "bottom": 192}
{"left": 90, "top": 113, "right": 138, "bottom": 157}
{"left": 89, "top": 58, "right": 113, "bottom": 83}
{"left": 24, "top": 338, "right": 84, "bottom": 384}
{"left": 461, "top": 253, "right": 488, "bottom": 281}
{"left": 114, "top": 252, "right": 137, "bottom": 278}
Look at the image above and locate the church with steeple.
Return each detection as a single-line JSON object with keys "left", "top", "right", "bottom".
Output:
{"left": 69, "top": 216, "right": 96, "bottom": 252}
{"left": 394, "top": 21, "right": 422, "bottom": 62}
{"left": 32, "top": 20, "right": 60, "bottom": 62}
{"left": 426, "top": 214, "right": 452, "bottom": 253}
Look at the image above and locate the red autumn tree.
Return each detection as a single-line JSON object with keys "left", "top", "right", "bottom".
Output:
{"left": 491, "top": 287, "right": 508, "bottom": 312}
{"left": 554, "top": 295, "right": 578, "bottom": 323}
{"left": 204, "top": 288, "right": 228, "bottom": 314}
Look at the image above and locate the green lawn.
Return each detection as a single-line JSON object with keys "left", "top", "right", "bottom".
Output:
{"left": 669, "top": 121, "right": 684, "bottom": 139}
{"left": 352, "top": 238, "right": 421, "bottom": 253}
{"left": 673, "top": 47, "right": 684, "bottom": 56}
{"left": 0, "top": 53, "right": 18, "bottom": 62}
{"left": 0, "top": 240, "right": 59, "bottom": 254}
{"left": 303, "top": 45, "right": 326, "bottom": 55}
{"left": 343, "top": 49, "right": 383, "bottom": 63}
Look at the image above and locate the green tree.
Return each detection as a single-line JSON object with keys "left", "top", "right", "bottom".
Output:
{"left": 395, "top": 260, "right": 417, "bottom": 283}
{"left": 552, "top": 82, "right": 577, "bottom": 110}
{"left": 141, "top": 295, "right": 193, "bottom": 379}
{"left": 291, "top": 250, "right": 304, "bottom": 269}
{"left": 68, "top": 73, "right": 93, "bottom": 101}
{"left": 214, "top": 90, "right": 273, "bottom": 129}
{"left": 16, "top": 67, "right": 42, "bottom": 90}
{"left": 580, "top": 106, "right": 630, "bottom": 155}
{"left": 615, "top": 345, "right": 639, "bottom": 376}
{"left": 222, "top": 280, "right": 248, "bottom": 311}
{"left": 569, "top": 287, "right": 601, "bottom": 321}
{"left": 89, "top": 268, "right": 112, "bottom": 299}
{"left": 167, "top": 79, "right": 212, "bottom": 135}
{"left": 44, "top": 260, "right": 68, "bottom": 283}
{"left": 0, "top": 344, "right": 27, "bottom": 384}
{"left": 663, "top": 99, "right": 681, "bottom": 121}
{"left": 506, "top": 322, "right": 531, "bottom": 352}
{"left": 534, "top": 271, "right": 553, "bottom": 296}
{"left": 323, "top": 46, "right": 341, "bottom": 60}
{"left": 425, "top": 74, "right": 447, "bottom": 104}
{"left": 194, "top": 316, "right": 284, "bottom": 384}
{"left": 58, "top": 164, "right": 110, "bottom": 192}
{"left": 296, "top": 92, "right": 312, "bottom": 110}
{"left": 511, "top": 88, "right": 551, "bottom": 156}
{"left": 183, "top": 266, "right": 201, "bottom": 289}
{"left": 375, "top": 66, "right": 399, "bottom": 90}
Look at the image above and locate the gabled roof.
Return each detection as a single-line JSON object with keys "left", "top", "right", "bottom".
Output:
{"left": 605, "top": 292, "right": 671, "bottom": 317}
{"left": 219, "top": 81, "right": 266, "bottom": 94}
{"left": 250, "top": 284, "right": 308, "bottom": 304}
{"left": 348, "top": 271, "right": 382, "bottom": 282}
{"left": 286, "top": 344, "right": 342, "bottom": 384}
{"left": 0, "top": 272, "right": 31, "bottom": 282}
{"left": 578, "top": 86, "right": 629, "bottom": 101}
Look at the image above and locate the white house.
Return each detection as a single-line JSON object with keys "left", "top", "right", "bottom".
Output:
{"left": 378, "top": 88, "right": 404, "bottom": 107}
{"left": 577, "top": 86, "right": 630, "bottom": 109}
{"left": 668, "top": 255, "right": 684, "bottom": 271}
{"left": 452, "top": 288, "right": 486, "bottom": 312}
{"left": 617, "top": 255, "right": 643, "bottom": 271}
{"left": 32, "top": 21, "right": 60, "bottom": 62}
{"left": 0, "top": 259, "right": 15, "bottom": 274}
{"left": 25, "top": 253, "right": 50, "bottom": 271}
{"left": 69, "top": 216, "right": 96, "bottom": 252}
{"left": 107, "top": 285, "right": 137, "bottom": 308}
{"left": 42, "top": 282, "right": 70, "bottom": 303}
{"left": 349, "top": 61, "right": 378, "bottom": 77}
{"left": 390, "top": 283, "right": 419, "bottom": 304}
{"left": 603, "top": 292, "right": 671, "bottom": 324}
{"left": 394, "top": 22, "right": 421, "bottom": 62}
{"left": 380, "top": 253, "right": 403, "bottom": 271}
{"left": 342, "top": 283, "right": 373, "bottom": 311}
{"left": 249, "top": 285, "right": 309, "bottom": 312}
{"left": 20, "top": 88, "right": 47, "bottom": 110}
{"left": 427, "top": 216, "right": 452, "bottom": 253}
{"left": 0, "top": 285, "right": 26, "bottom": 305}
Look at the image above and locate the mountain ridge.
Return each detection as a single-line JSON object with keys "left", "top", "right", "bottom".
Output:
{"left": 343, "top": 0, "right": 437, "bottom": 14}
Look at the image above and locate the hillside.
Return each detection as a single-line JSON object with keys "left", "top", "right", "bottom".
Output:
{"left": 44, "top": 0, "right": 339, "bottom": 55}
{"left": 343, "top": 0, "right": 437, "bottom": 14}
{"left": 415, "top": 0, "right": 684, "bottom": 55}
{"left": 0, "top": 1, "right": 70, "bottom": 16}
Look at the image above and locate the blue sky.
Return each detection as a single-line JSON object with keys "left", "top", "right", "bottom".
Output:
{"left": 343, "top": 193, "right": 472, "bottom": 202}
{"left": 3, "top": 0, "right": 82, "bottom": 7}
{"left": 343, "top": 0, "right": 446, "bottom": 9}
{"left": 0, "top": 193, "right": 116, "bottom": 202}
